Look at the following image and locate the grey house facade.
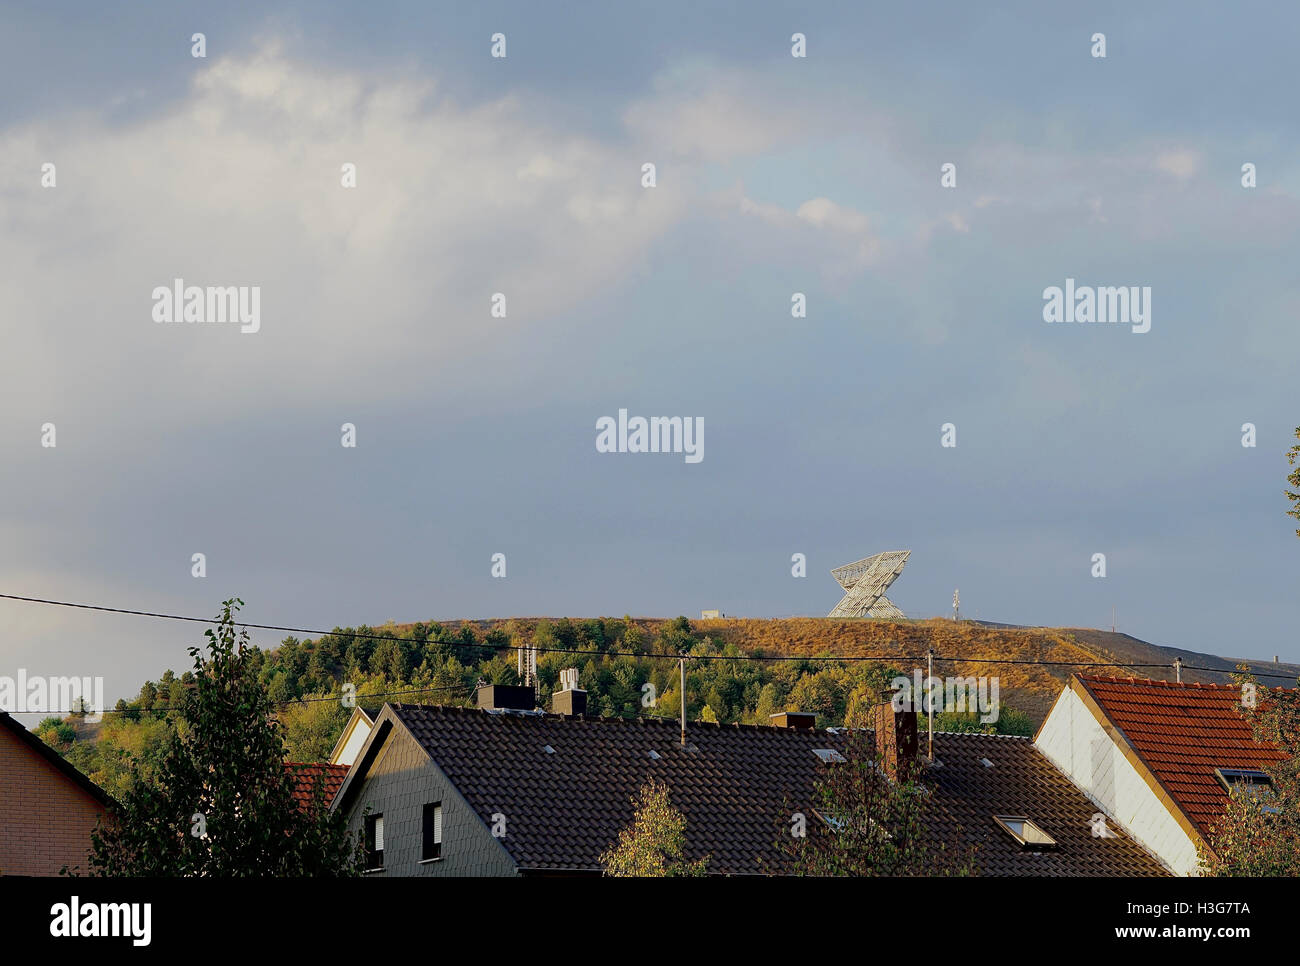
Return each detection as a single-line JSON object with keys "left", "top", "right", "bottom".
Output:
{"left": 331, "top": 708, "right": 517, "bottom": 877}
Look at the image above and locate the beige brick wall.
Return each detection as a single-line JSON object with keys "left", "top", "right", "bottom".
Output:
{"left": 0, "top": 724, "right": 108, "bottom": 876}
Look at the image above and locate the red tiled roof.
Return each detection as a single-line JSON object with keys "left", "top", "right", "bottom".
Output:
{"left": 1075, "top": 675, "right": 1287, "bottom": 839}
{"left": 285, "top": 762, "right": 349, "bottom": 811}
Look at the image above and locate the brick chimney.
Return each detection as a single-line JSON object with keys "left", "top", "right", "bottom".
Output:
{"left": 872, "top": 702, "right": 918, "bottom": 782}
{"left": 768, "top": 711, "right": 815, "bottom": 730}
{"left": 475, "top": 684, "right": 536, "bottom": 712}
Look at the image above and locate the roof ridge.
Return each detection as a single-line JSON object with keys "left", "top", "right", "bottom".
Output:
{"left": 391, "top": 701, "right": 848, "bottom": 733}
{"left": 1078, "top": 673, "right": 1244, "bottom": 690}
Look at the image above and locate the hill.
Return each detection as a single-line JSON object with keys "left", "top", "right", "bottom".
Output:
{"left": 394, "top": 616, "right": 1298, "bottom": 723}
{"left": 40, "top": 614, "right": 1297, "bottom": 797}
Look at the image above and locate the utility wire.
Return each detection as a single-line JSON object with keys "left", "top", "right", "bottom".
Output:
{"left": 19, "top": 683, "right": 473, "bottom": 718}
{"left": 2, "top": 592, "right": 1296, "bottom": 679}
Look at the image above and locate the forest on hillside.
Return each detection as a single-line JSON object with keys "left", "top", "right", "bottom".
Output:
{"left": 37, "top": 615, "right": 1034, "bottom": 799}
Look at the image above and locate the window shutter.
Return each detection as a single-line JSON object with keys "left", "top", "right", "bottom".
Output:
{"left": 374, "top": 814, "right": 384, "bottom": 852}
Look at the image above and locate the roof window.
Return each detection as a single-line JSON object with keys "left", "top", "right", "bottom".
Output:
{"left": 993, "top": 815, "right": 1058, "bottom": 850}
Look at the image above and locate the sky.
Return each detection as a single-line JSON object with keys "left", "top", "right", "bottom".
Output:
{"left": 1, "top": 1, "right": 1297, "bottom": 715}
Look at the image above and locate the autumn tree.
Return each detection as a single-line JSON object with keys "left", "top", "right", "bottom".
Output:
{"left": 1200, "top": 670, "right": 1300, "bottom": 876}
{"left": 784, "top": 731, "right": 976, "bottom": 876}
{"left": 87, "top": 599, "right": 362, "bottom": 877}
{"left": 1287, "top": 426, "right": 1300, "bottom": 537}
{"left": 600, "top": 779, "right": 708, "bottom": 877}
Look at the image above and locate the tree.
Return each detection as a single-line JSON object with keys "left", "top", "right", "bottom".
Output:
{"left": 281, "top": 694, "right": 350, "bottom": 762}
{"left": 784, "top": 731, "right": 976, "bottom": 876}
{"left": 1200, "top": 670, "right": 1300, "bottom": 876}
{"left": 600, "top": 779, "right": 708, "bottom": 877}
{"left": 87, "top": 599, "right": 362, "bottom": 877}
{"left": 1288, "top": 427, "right": 1300, "bottom": 537}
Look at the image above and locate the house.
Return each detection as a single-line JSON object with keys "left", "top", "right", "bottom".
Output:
{"left": 1035, "top": 674, "right": 1288, "bottom": 876}
{"left": 0, "top": 711, "right": 113, "bottom": 876}
{"left": 328, "top": 704, "right": 380, "bottom": 767}
{"left": 331, "top": 685, "right": 1167, "bottom": 876}
{"left": 285, "top": 762, "right": 350, "bottom": 811}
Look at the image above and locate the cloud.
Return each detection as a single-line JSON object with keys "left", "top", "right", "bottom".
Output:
{"left": 621, "top": 62, "right": 813, "bottom": 163}
{"left": 0, "top": 43, "right": 689, "bottom": 439}
{"left": 1152, "top": 148, "right": 1201, "bottom": 181}
{"left": 795, "top": 197, "right": 870, "bottom": 234}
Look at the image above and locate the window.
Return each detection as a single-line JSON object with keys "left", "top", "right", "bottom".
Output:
{"left": 365, "top": 813, "right": 385, "bottom": 870}
{"left": 812, "top": 749, "right": 846, "bottom": 763}
{"left": 993, "top": 815, "right": 1058, "bottom": 850}
{"left": 422, "top": 802, "right": 443, "bottom": 861}
{"left": 813, "top": 809, "right": 847, "bottom": 833}
{"left": 1215, "top": 767, "right": 1279, "bottom": 813}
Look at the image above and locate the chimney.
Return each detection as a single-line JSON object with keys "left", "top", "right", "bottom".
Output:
{"left": 475, "top": 684, "right": 537, "bottom": 712}
{"left": 552, "top": 667, "right": 587, "bottom": 717}
{"left": 769, "top": 711, "right": 815, "bottom": 730}
{"left": 872, "top": 702, "right": 918, "bottom": 782}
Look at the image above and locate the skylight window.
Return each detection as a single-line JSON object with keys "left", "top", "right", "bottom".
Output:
{"left": 813, "top": 749, "right": 846, "bottom": 763}
{"left": 980, "top": 757, "right": 994, "bottom": 768}
{"left": 814, "top": 809, "right": 847, "bottom": 832}
{"left": 993, "top": 815, "right": 1058, "bottom": 850}
{"left": 1215, "top": 767, "right": 1279, "bottom": 813}
{"left": 1214, "top": 767, "right": 1271, "bottom": 790}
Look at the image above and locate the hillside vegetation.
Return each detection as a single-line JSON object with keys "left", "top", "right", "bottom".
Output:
{"left": 37, "top": 615, "right": 1295, "bottom": 799}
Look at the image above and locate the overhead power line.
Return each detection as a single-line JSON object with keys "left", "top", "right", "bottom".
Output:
{"left": 18, "top": 683, "right": 474, "bottom": 718}
{"left": 1, "top": 592, "right": 1296, "bottom": 679}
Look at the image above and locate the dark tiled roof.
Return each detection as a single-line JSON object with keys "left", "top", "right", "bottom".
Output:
{"left": 285, "top": 762, "right": 349, "bottom": 810}
{"left": 1076, "top": 675, "right": 1287, "bottom": 840}
{"left": 380, "top": 704, "right": 1167, "bottom": 876}
{"left": 921, "top": 732, "right": 1165, "bottom": 875}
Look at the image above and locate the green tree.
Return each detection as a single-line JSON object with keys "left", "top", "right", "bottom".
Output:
{"left": 1200, "top": 670, "right": 1300, "bottom": 876}
{"left": 1288, "top": 426, "right": 1300, "bottom": 537}
{"left": 784, "top": 731, "right": 976, "bottom": 876}
{"left": 600, "top": 779, "right": 708, "bottom": 877}
{"left": 87, "top": 599, "right": 362, "bottom": 877}
{"left": 281, "top": 694, "right": 351, "bottom": 762}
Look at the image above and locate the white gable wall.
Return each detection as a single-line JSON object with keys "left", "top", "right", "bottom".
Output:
{"left": 331, "top": 714, "right": 373, "bottom": 767}
{"left": 1035, "top": 686, "right": 1200, "bottom": 876}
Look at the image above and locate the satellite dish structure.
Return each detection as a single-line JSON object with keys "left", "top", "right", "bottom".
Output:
{"left": 827, "top": 550, "right": 910, "bottom": 618}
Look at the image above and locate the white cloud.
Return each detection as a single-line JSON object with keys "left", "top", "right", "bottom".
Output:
{"left": 795, "top": 197, "right": 870, "bottom": 234}
{"left": 1152, "top": 149, "right": 1201, "bottom": 181}
{"left": 622, "top": 61, "right": 821, "bottom": 163}
{"left": 0, "top": 43, "right": 688, "bottom": 440}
